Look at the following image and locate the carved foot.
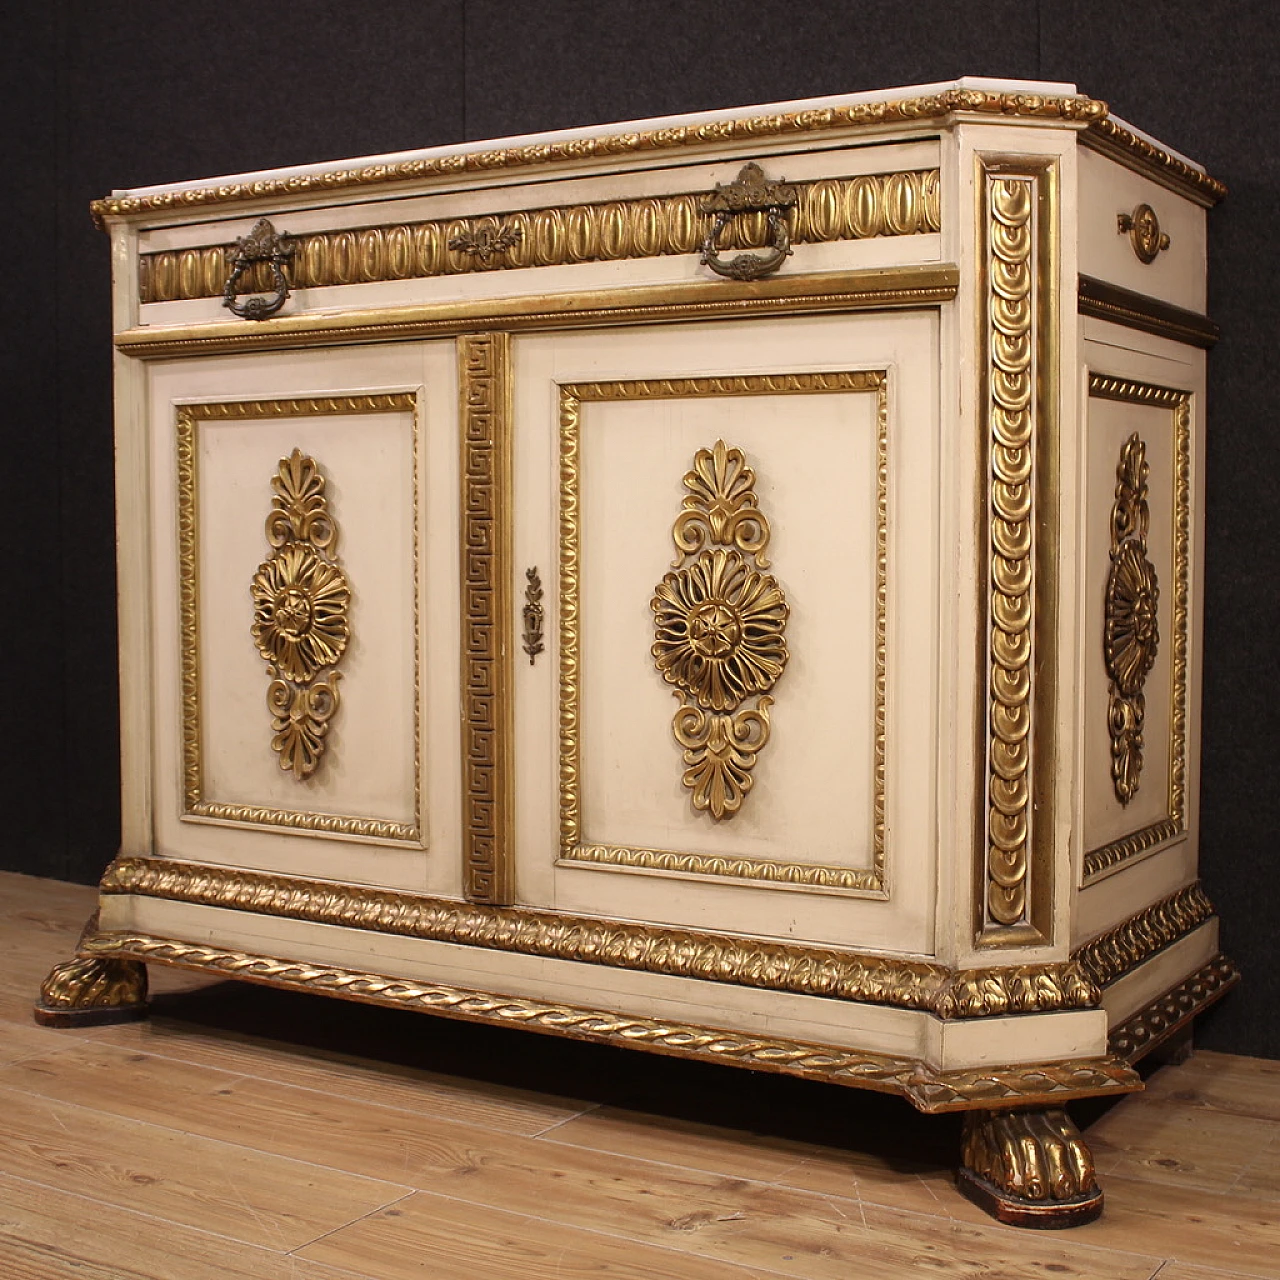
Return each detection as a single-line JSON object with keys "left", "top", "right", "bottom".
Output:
{"left": 34, "top": 917, "right": 149, "bottom": 1027}
{"left": 957, "top": 1107, "right": 1102, "bottom": 1228}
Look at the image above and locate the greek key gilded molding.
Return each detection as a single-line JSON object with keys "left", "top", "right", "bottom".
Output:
{"left": 459, "top": 333, "right": 514, "bottom": 904}
{"left": 177, "top": 395, "right": 421, "bottom": 843}
{"left": 652, "top": 441, "right": 788, "bottom": 819}
{"left": 92, "top": 89, "right": 1107, "bottom": 228}
{"left": 1107, "top": 954, "right": 1239, "bottom": 1063}
{"left": 1084, "top": 377, "right": 1190, "bottom": 881}
{"left": 116, "top": 266, "right": 961, "bottom": 360}
{"left": 77, "top": 928, "right": 1138, "bottom": 1113}
{"left": 98, "top": 857, "right": 1099, "bottom": 1016}
{"left": 1072, "top": 882, "right": 1214, "bottom": 987}
{"left": 559, "top": 372, "right": 888, "bottom": 893}
{"left": 977, "top": 158, "right": 1059, "bottom": 946}
{"left": 137, "top": 171, "right": 941, "bottom": 303}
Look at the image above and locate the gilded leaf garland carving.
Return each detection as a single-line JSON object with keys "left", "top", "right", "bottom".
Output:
{"left": 1104, "top": 434, "right": 1159, "bottom": 805}
{"left": 654, "top": 443, "right": 788, "bottom": 818}
{"left": 1072, "top": 882, "right": 1214, "bottom": 987}
{"left": 250, "top": 450, "right": 350, "bottom": 779}
{"left": 977, "top": 158, "right": 1058, "bottom": 946}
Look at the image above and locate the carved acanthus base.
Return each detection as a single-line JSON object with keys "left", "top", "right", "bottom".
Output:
{"left": 957, "top": 1108, "right": 1103, "bottom": 1228}
{"left": 34, "top": 943, "right": 149, "bottom": 1028}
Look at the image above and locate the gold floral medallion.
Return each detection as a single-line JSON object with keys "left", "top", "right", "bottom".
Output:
{"left": 1104, "top": 433, "right": 1159, "bottom": 804}
{"left": 250, "top": 450, "right": 351, "bottom": 779}
{"left": 652, "top": 441, "right": 787, "bottom": 819}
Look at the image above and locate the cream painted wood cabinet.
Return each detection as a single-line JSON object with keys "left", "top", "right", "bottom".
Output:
{"left": 40, "top": 78, "right": 1234, "bottom": 1226}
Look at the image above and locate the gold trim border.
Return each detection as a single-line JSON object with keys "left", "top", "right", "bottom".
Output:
{"left": 1072, "top": 881, "right": 1214, "bottom": 987}
{"left": 139, "top": 170, "right": 942, "bottom": 303}
{"left": 93, "top": 89, "right": 1106, "bottom": 228}
{"left": 1083, "top": 377, "right": 1190, "bottom": 882}
{"left": 178, "top": 394, "right": 422, "bottom": 844}
{"left": 1107, "top": 953, "right": 1239, "bottom": 1063}
{"left": 76, "top": 927, "right": 1139, "bottom": 1114}
{"left": 98, "top": 856, "right": 1098, "bottom": 1017}
{"left": 459, "top": 334, "right": 514, "bottom": 903}
{"left": 558, "top": 372, "right": 888, "bottom": 896}
{"left": 116, "top": 266, "right": 962, "bottom": 361}
{"left": 1083, "top": 118, "right": 1226, "bottom": 208}
{"left": 976, "top": 157, "right": 1059, "bottom": 947}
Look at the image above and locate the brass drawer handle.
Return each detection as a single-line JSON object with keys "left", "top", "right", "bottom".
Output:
{"left": 1117, "top": 204, "right": 1170, "bottom": 264}
{"left": 699, "top": 163, "right": 797, "bottom": 281}
{"left": 223, "top": 218, "right": 294, "bottom": 320}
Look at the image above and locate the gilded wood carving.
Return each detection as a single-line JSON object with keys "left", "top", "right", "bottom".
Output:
{"left": 250, "top": 450, "right": 351, "bottom": 779}
{"left": 653, "top": 441, "right": 788, "bottom": 819}
{"left": 1104, "top": 433, "right": 1160, "bottom": 805}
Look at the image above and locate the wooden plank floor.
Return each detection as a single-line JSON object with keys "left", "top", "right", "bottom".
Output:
{"left": 1, "top": 871, "right": 1275, "bottom": 1280}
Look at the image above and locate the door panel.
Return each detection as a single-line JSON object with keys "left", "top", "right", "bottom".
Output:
{"left": 512, "top": 314, "right": 941, "bottom": 954}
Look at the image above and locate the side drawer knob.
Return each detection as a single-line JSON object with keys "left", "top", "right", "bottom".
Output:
{"left": 1117, "top": 204, "right": 1171, "bottom": 264}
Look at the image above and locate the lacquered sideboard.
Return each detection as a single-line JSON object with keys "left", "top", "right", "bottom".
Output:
{"left": 38, "top": 77, "right": 1235, "bottom": 1227}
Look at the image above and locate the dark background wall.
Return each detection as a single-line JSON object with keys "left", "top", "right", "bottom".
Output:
{"left": 2, "top": 1, "right": 1275, "bottom": 1055}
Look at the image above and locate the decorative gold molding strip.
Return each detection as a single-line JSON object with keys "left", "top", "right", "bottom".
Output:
{"left": 976, "top": 158, "right": 1058, "bottom": 946}
{"left": 92, "top": 89, "right": 1104, "bottom": 228}
{"left": 1084, "top": 118, "right": 1226, "bottom": 208}
{"left": 459, "top": 334, "right": 514, "bottom": 904}
{"left": 116, "top": 266, "right": 961, "bottom": 360}
{"left": 559, "top": 371, "right": 888, "bottom": 894}
{"left": 1084, "top": 378, "right": 1190, "bottom": 881}
{"left": 1072, "top": 882, "right": 1214, "bottom": 987}
{"left": 99, "top": 856, "right": 1098, "bottom": 1015}
{"left": 1078, "top": 275, "right": 1219, "bottom": 349}
{"left": 178, "top": 395, "right": 421, "bottom": 843}
{"left": 1107, "top": 954, "right": 1240, "bottom": 1063}
{"left": 77, "top": 928, "right": 1137, "bottom": 1114}
{"left": 138, "top": 171, "right": 942, "bottom": 303}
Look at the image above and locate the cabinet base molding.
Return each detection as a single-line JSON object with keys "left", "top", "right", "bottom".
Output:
{"left": 1108, "top": 953, "right": 1239, "bottom": 1064}
{"left": 957, "top": 1108, "right": 1103, "bottom": 1228}
{"left": 47, "top": 925, "right": 1141, "bottom": 1115}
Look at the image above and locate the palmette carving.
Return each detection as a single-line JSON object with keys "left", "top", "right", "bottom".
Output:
{"left": 654, "top": 442, "right": 788, "bottom": 819}
{"left": 250, "top": 450, "right": 350, "bottom": 779}
{"left": 1104, "top": 433, "right": 1159, "bottom": 805}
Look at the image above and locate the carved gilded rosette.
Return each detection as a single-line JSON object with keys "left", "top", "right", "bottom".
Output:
{"left": 250, "top": 450, "right": 351, "bottom": 779}
{"left": 1104, "top": 433, "right": 1159, "bottom": 804}
{"left": 651, "top": 441, "right": 788, "bottom": 819}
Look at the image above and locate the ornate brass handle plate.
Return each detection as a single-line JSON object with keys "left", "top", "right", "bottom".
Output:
{"left": 699, "top": 163, "right": 797, "bottom": 281}
{"left": 1117, "top": 204, "right": 1170, "bottom": 264}
{"left": 224, "top": 217, "right": 294, "bottom": 319}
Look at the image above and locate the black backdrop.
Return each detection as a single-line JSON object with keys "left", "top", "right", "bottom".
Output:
{"left": 2, "top": 1, "right": 1276, "bottom": 1056}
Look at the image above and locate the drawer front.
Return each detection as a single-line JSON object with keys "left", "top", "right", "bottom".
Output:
{"left": 509, "top": 312, "right": 942, "bottom": 955}
{"left": 1078, "top": 147, "right": 1207, "bottom": 314}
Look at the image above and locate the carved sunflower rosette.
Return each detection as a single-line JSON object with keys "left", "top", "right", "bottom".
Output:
{"left": 250, "top": 450, "right": 351, "bottom": 780}
{"left": 1104, "top": 434, "right": 1159, "bottom": 805}
{"left": 652, "top": 442, "right": 788, "bottom": 819}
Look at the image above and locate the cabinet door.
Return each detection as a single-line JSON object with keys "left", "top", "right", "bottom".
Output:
{"left": 510, "top": 314, "right": 941, "bottom": 954}
{"left": 142, "top": 343, "right": 461, "bottom": 894}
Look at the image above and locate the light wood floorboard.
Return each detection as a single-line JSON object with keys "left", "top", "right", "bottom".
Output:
{"left": 0, "top": 871, "right": 1274, "bottom": 1280}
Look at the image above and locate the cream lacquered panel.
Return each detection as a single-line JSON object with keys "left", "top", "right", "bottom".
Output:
{"left": 512, "top": 313, "right": 940, "bottom": 954}
{"left": 1079, "top": 336, "right": 1203, "bottom": 888}
{"left": 145, "top": 343, "right": 462, "bottom": 894}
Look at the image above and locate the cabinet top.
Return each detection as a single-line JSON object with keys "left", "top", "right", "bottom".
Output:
{"left": 91, "top": 77, "right": 1224, "bottom": 229}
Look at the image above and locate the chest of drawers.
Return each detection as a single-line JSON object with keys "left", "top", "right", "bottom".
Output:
{"left": 38, "top": 77, "right": 1234, "bottom": 1226}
